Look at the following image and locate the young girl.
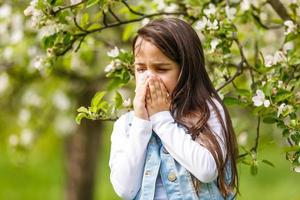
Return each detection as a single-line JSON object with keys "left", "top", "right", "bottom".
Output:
{"left": 109, "top": 17, "right": 238, "bottom": 200}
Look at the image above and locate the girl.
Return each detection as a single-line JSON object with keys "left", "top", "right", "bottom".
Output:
{"left": 109, "top": 17, "right": 238, "bottom": 200}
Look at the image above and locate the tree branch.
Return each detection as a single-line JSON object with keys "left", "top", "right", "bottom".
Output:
{"left": 267, "top": 0, "right": 292, "bottom": 21}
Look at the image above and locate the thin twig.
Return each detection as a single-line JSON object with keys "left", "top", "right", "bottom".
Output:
{"left": 102, "top": 11, "right": 108, "bottom": 26}
{"left": 109, "top": 7, "right": 122, "bottom": 22}
{"left": 75, "top": 36, "right": 86, "bottom": 52}
{"left": 121, "top": 0, "right": 145, "bottom": 16}
{"left": 55, "top": 11, "right": 186, "bottom": 56}
{"left": 252, "top": 116, "right": 261, "bottom": 152}
{"left": 73, "top": 16, "right": 89, "bottom": 33}
{"left": 53, "top": 0, "right": 87, "bottom": 15}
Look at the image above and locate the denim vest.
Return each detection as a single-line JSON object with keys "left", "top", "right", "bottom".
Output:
{"left": 126, "top": 112, "right": 235, "bottom": 200}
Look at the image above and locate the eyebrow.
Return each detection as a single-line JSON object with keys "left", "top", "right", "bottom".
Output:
{"left": 134, "top": 62, "right": 171, "bottom": 66}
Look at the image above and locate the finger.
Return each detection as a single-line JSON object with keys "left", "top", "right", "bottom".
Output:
{"left": 148, "top": 78, "right": 157, "bottom": 99}
{"left": 158, "top": 79, "right": 169, "bottom": 98}
{"left": 139, "top": 80, "right": 149, "bottom": 102}
{"left": 146, "top": 86, "right": 151, "bottom": 103}
{"left": 153, "top": 78, "right": 164, "bottom": 98}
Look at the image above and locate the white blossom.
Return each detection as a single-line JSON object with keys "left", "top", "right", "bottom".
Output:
{"left": 277, "top": 80, "right": 284, "bottom": 88}
{"left": 141, "top": 18, "right": 150, "bottom": 26}
{"left": 107, "top": 46, "right": 120, "bottom": 58}
{"left": 153, "top": 0, "right": 166, "bottom": 10}
{"left": 238, "top": 131, "right": 248, "bottom": 146}
{"left": 264, "top": 100, "right": 270, "bottom": 107}
{"left": 277, "top": 103, "right": 293, "bottom": 117}
{"left": 251, "top": 0, "right": 260, "bottom": 8}
{"left": 240, "top": 0, "right": 250, "bottom": 11}
{"left": 3, "top": 47, "right": 13, "bottom": 60}
{"left": 284, "top": 20, "right": 297, "bottom": 35}
{"left": 294, "top": 166, "right": 300, "bottom": 173}
{"left": 225, "top": 6, "right": 237, "bottom": 20}
{"left": 104, "top": 59, "right": 122, "bottom": 73}
{"left": 18, "top": 109, "right": 31, "bottom": 124}
{"left": 210, "top": 38, "right": 221, "bottom": 52}
{"left": 24, "top": 0, "right": 44, "bottom": 28}
{"left": 122, "top": 98, "right": 132, "bottom": 107}
{"left": 195, "top": 16, "right": 208, "bottom": 30}
{"left": 38, "top": 21, "right": 67, "bottom": 38}
{"left": 265, "top": 55, "right": 274, "bottom": 67}
{"left": 252, "top": 89, "right": 270, "bottom": 107}
{"left": 8, "top": 14, "right": 24, "bottom": 44}
{"left": 0, "top": 73, "right": 9, "bottom": 94}
{"left": 20, "top": 129, "right": 34, "bottom": 146}
{"left": 9, "top": 134, "right": 19, "bottom": 147}
{"left": 204, "top": 3, "right": 217, "bottom": 17}
{"left": 70, "top": 0, "right": 82, "bottom": 4}
{"left": 32, "top": 56, "right": 44, "bottom": 70}
{"left": 273, "top": 51, "right": 287, "bottom": 63}
{"left": 22, "top": 90, "right": 42, "bottom": 107}
{"left": 207, "top": 19, "right": 218, "bottom": 30}
{"left": 164, "top": 3, "right": 178, "bottom": 13}
{"left": 264, "top": 51, "right": 286, "bottom": 67}
{"left": 24, "top": 0, "right": 38, "bottom": 16}
{"left": 53, "top": 91, "right": 71, "bottom": 111}
{"left": 0, "top": 4, "right": 12, "bottom": 18}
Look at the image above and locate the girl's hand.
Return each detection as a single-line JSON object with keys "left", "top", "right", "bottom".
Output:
{"left": 146, "top": 76, "right": 171, "bottom": 117}
{"left": 133, "top": 76, "right": 150, "bottom": 120}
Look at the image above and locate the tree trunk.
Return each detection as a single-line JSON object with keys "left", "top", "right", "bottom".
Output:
{"left": 65, "top": 86, "right": 103, "bottom": 200}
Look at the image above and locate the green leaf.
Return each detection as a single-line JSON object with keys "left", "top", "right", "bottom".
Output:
{"left": 263, "top": 116, "right": 277, "bottom": 124}
{"left": 250, "top": 162, "right": 258, "bottom": 175}
{"left": 223, "top": 96, "right": 241, "bottom": 106}
{"left": 274, "top": 90, "right": 293, "bottom": 102}
{"left": 77, "top": 106, "right": 89, "bottom": 114}
{"left": 122, "top": 24, "right": 137, "bottom": 42}
{"left": 262, "top": 82, "right": 272, "bottom": 96}
{"left": 80, "top": 13, "right": 90, "bottom": 28}
{"left": 87, "top": 0, "right": 100, "bottom": 8}
{"left": 87, "top": 23, "right": 101, "bottom": 31}
{"left": 91, "top": 91, "right": 106, "bottom": 108}
{"left": 282, "top": 145, "right": 300, "bottom": 152}
{"left": 236, "top": 88, "right": 251, "bottom": 97}
{"left": 48, "top": 0, "right": 57, "bottom": 5}
{"left": 114, "top": 91, "right": 123, "bottom": 109}
{"left": 261, "top": 159, "right": 275, "bottom": 168}
{"left": 282, "top": 129, "right": 290, "bottom": 137}
{"left": 75, "top": 112, "right": 88, "bottom": 124}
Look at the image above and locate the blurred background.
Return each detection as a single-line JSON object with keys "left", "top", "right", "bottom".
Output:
{"left": 0, "top": 0, "right": 299, "bottom": 200}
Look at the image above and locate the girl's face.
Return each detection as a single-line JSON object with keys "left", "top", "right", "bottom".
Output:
{"left": 134, "top": 37, "right": 180, "bottom": 95}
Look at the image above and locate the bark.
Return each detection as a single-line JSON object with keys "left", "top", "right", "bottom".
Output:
{"left": 65, "top": 86, "right": 103, "bottom": 200}
{"left": 267, "top": 0, "right": 292, "bottom": 21}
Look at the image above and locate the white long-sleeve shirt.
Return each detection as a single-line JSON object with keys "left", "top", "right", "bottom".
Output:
{"left": 109, "top": 98, "right": 227, "bottom": 200}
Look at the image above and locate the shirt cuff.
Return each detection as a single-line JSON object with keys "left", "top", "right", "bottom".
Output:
{"left": 149, "top": 111, "right": 175, "bottom": 131}
{"left": 131, "top": 115, "right": 152, "bottom": 135}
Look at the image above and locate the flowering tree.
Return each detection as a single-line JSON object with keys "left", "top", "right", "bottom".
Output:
{"left": 1, "top": 0, "right": 299, "bottom": 199}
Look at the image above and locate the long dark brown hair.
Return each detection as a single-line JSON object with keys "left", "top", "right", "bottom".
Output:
{"left": 132, "top": 17, "right": 239, "bottom": 197}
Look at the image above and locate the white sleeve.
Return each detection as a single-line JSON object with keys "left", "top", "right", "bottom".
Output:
{"left": 149, "top": 102, "right": 226, "bottom": 183}
{"left": 109, "top": 112, "right": 152, "bottom": 200}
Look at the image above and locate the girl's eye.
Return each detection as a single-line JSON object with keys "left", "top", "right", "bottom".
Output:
{"left": 136, "top": 68, "right": 146, "bottom": 73}
{"left": 156, "top": 69, "right": 167, "bottom": 72}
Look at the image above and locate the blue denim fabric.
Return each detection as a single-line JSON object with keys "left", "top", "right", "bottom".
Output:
{"left": 127, "top": 112, "right": 234, "bottom": 200}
